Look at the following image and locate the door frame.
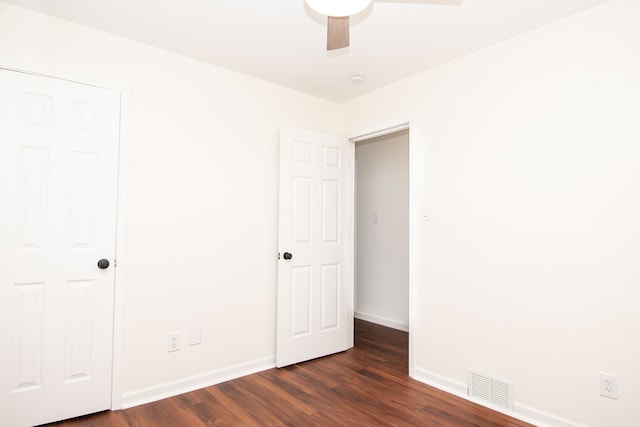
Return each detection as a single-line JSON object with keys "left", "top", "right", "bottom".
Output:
{"left": 348, "top": 120, "right": 414, "bottom": 377}
{"left": 0, "top": 65, "right": 130, "bottom": 410}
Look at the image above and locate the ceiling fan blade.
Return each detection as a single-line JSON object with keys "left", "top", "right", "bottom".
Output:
{"left": 327, "top": 16, "right": 349, "bottom": 50}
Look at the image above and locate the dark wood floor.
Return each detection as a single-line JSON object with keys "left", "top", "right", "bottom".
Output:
{"left": 49, "top": 320, "right": 532, "bottom": 426}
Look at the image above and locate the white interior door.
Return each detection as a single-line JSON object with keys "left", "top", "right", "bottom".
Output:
{"left": 0, "top": 70, "right": 121, "bottom": 426}
{"left": 276, "top": 127, "right": 354, "bottom": 367}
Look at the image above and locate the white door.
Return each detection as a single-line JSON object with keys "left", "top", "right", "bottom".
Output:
{"left": 276, "top": 127, "right": 354, "bottom": 367}
{"left": 0, "top": 70, "right": 121, "bottom": 426}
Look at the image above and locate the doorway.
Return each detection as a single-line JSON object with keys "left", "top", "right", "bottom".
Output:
{"left": 353, "top": 128, "right": 410, "bottom": 369}
{"left": 275, "top": 125, "right": 410, "bottom": 369}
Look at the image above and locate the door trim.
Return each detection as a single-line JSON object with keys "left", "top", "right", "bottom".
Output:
{"left": 0, "top": 65, "right": 130, "bottom": 410}
{"left": 348, "top": 120, "right": 414, "bottom": 377}
{"left": 349, "top": 122, "right": 410, "bottom": 143}
{"left": 111, "top": 89, "right": 130, "bottom": 410}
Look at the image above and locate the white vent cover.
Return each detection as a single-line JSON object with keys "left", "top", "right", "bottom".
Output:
{"left": 469, "top": 371, "right": 514, "bottom": 411}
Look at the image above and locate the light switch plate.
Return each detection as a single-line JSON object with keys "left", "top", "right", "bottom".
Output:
{"left": 189, "top": 324, "right": 202, "bottom": 346}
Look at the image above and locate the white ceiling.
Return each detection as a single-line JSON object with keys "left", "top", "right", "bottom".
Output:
{"left": 1, "top": 0, "right": 611, "bottom": 102}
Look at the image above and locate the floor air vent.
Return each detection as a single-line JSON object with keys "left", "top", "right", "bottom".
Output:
{"left": 469, "top": 371, "right": 514, "bottom": 411}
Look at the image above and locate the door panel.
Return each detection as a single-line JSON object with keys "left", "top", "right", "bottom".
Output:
{"left": 0, "top": 69, "right": 121, "bottom": 426}
{"left": 17, "top": 146, "right": 50, "bottom": 249}
{"left": 11, "top": 282, "right": 45, "bottom": 392}
{"left": 321, "top": 264, "right": 339, "bottom": 330}
{"left": 291, "top": 266, "right": 312, "bottom": 337}
{"left": 276, "top": 127, "right": 354, "bottom": 368}
{"left": 65, "top": 279, "right": 95, "bottom": 381}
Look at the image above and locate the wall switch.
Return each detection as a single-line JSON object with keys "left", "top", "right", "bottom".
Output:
{"left": 600, "top": 372, "right": 618, "bottom": 399}
{"left": 188, "top": 324, "right": 202, "bottom": 346}
{"left": 167, "top": 333, "right": 181, "bottom": 352}
{"left": 373, "top": 213, "right": 379, "bottom": 224}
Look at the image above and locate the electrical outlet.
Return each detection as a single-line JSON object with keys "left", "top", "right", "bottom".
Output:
{"left": 167, "top": 333, "right": 181, "bottom": 352}
{"left": 600, "top": 372, "right": 618, "bottom": 399}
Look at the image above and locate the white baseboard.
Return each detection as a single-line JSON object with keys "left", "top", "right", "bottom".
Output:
{"left": 412, "top": 366, "right": 468, "bottom": 395}
{"left": 412, "top": 367, "right": 589, "bottom": 427}
{"left": 514, "top": 403, "right": 591, "bottom": 427}
{"left": 355, "top": 311, "right": 409, "bottom": 332}
{"left": 121, "top": 356, "right": 275, "bottom": 409}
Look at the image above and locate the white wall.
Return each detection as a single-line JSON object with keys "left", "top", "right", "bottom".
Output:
{"left": 3, "top": 1, "right": 639, "bottom": 425}
{"left": 0, "top": 2, "right": 340, "bottom": 400}
{"left": 345, "top": 1, "right": 640, "bottom": 426}
{"left": 355, "top": 131, "right": 409, "bottom": 331}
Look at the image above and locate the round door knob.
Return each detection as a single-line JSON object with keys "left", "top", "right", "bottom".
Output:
{"left": 283, "top": 252, "right": 293, "bottom": 260}
{"left": 97, "top": 259, "right": 110, "bottom": 269}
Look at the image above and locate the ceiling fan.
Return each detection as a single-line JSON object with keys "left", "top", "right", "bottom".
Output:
{"left": 305, "top": 0, "right": 460, "bottom": 51}
{"left": 305, "top": 0, "right": 371, "bottom": 50}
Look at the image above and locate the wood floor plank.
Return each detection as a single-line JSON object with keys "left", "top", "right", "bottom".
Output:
{"left": 176, "top": 388, "right": 243, "bottom": 426}
{"left": 248, "top": 372, "right": 317, "bottom": 416}
{"left": 198, "top": 388, "right": 254, "bottom": 426}
{"left": 48, "top": 320, "right": 533, "bottom": 427}
{"left": 257, "top": 365, "right": 384, "bottom": 426}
